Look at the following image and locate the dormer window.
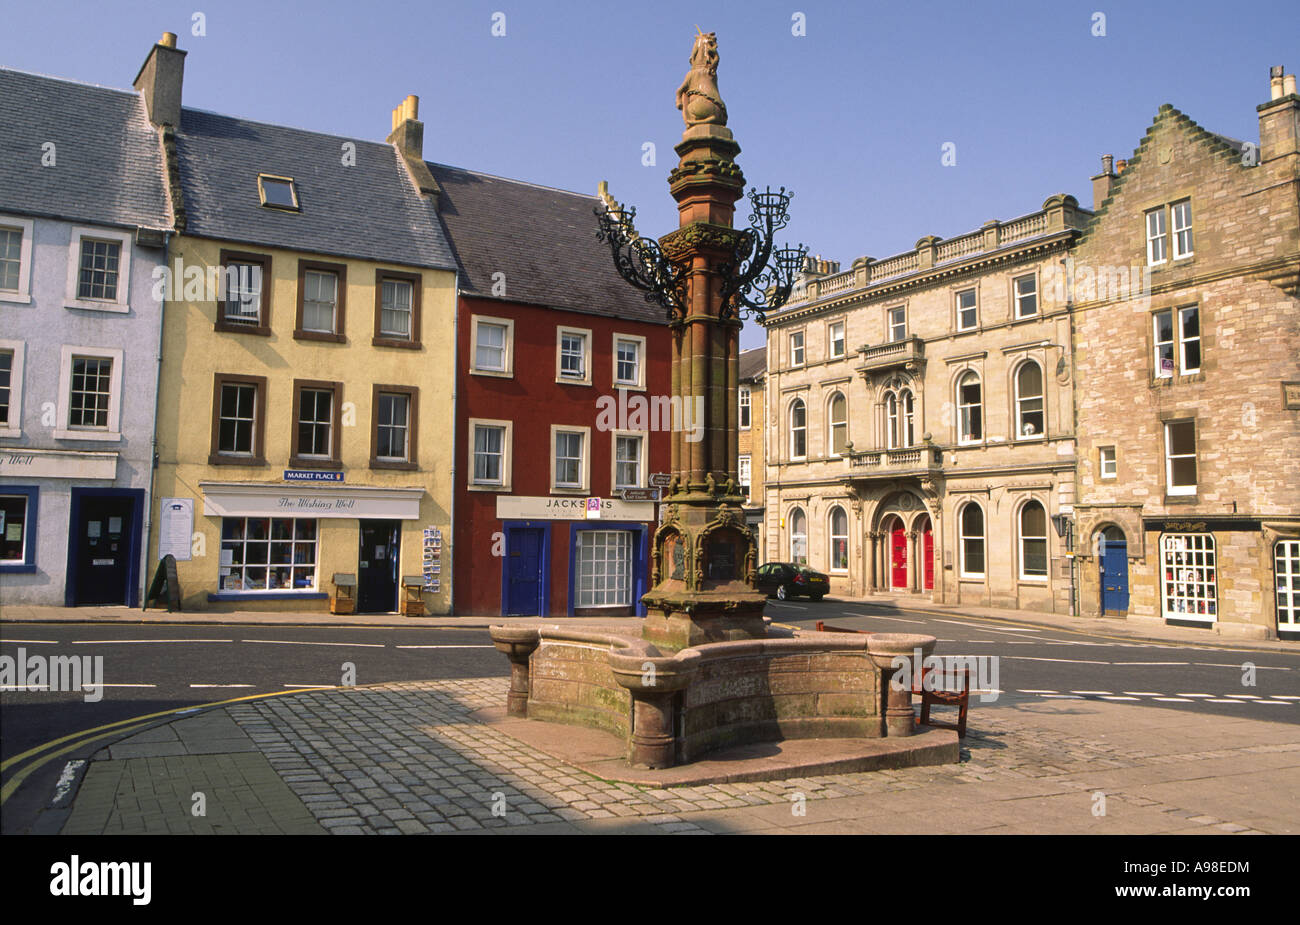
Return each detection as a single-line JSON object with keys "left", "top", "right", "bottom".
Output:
{"left": 258, "top": 174, "right": 299, "bottom": 211}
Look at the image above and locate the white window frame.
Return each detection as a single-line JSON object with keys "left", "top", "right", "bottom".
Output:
{"left": 611, "top": 431, "right": 644, "bottom": 491}
{"left": 886, "top": 391, "right": 899, "bottom": 450}
{"left": 1275, "top": 540, "right": 1300, "bottom": 629}
{"left": 0, "top": 215, "right": 35, "bottom": 304}
{"left": 1178, "top": 305, "right": 1201, "bottom": 374}
{"left": 738, "top": 454, "right": 751, "bottom": 489}
{"left": 1013, "top": 273, "right": 1038, "bottom": 319}
{"left": 828, "top": 391, "right": 848, "bottom": 457}
{"left": 470, "top": 315, "right": 514, "bottom": 378}
{"left": 959, "top": 502, "right": 986, "bottom": 579}
{"left": 378, "top": 276, "right": 415, "bottom": 339}
{"left": 1099, "top": 446, "right": 1117, "bottom": 480}
{"left": 789, "top": 398, "right": 807, "bottom": 460}
{"left": 64, "top": 225, "right": 132, "bottom": 313}
{"left": 550, "top": 424, "right": 591, "bottom": 493}
{"left": 1160, "top": 533, "right": 1216, "bottom": 621}
{"left": 468, "top": 418, "right": 513, "bottom": 491}
{"left": 828, "top": 505, "right": 849, "bottom": 573}
{"left": 1170, "top": 199, "right": 1193, "bottom": 260}
{"left": 0, "top": 338, "right": 25, "bottom": 438}
{"left": 54, "top": 344, "right": 123, "bottom": 441}
{"left": 789, "top": 507, "right": 807, "bottom": 565}
{"left": 1153, "top": 309, "right": 1175, "bottom": 378}
{"left": 955, "top": 287, "right": 977, "bottom": 331}
{"left": 575, "top": 530, "right": 632, "bottom": 607}
{"left": 219, "top": 516, "right": 319, "bottom": 594}
{"left": 738, "top": 386, "right": 751, "bottom": 430}
{"left": 301, "top": 269, "right": 339, "bottom": 333}
{"left": 1146, "top": 207, "right": 1168, "bottom": 266}
{"left": 612, "top": 334, "right": 646, "bottom": 390}
{"left": 828, "top": 320, "right": 846, "bottom": 359}
{"left": 1014, "top": 361, "right": 1045, "bottom": 441}
{"left": 1018, "top": 500, "right": 1049, "bottom": 581}
{"left": 957, "top": 371, "right": 982, "bottom": 445}
{"left": 1164, "top": 420, "right": 1197, "bottom": 496}
{"left": 556, "top": 326, "right": 592, "bottom": 385}
{"left": 789, "top": 330, "right": 805, "bottom": 367}
{"left": 887, "top": 305, "right": 907, "bottom": 342}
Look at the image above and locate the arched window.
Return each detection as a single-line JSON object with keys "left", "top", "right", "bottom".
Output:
{"left": 828, "top": 392, "right": 847, "bottom": 457}
{"left": 960, "top": 503, "right": 985, "bottom": 578}
{"left": 901, "top": 390, "right": 915, "bottom": 448}
{"left": 958, "top": 371, "right": 982, "bottom": 443}
{"left": 885, "top": 391, "right": 898, "bottom": 449}
{"left": 790, "top": 399, "right": 806, "bottom": 459}
{"left": 1020, "top": 500, "right": 1048, "bottom": 579}
{"left": 829, "top": 506, "right": 848, "bottom": 571}
{"left": 789, "top": 508, "right": 807, "bottom": 564}
{"left": 1016, "top": 361, "right": 1044, "bottom": 439}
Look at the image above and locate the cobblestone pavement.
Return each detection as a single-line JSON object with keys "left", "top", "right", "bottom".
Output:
{"left": 203, "top": 678, "right": 1297, "bottom": 835}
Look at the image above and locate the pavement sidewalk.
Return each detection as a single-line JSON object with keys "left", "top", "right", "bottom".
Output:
{"left": 34, "top": 676, "right": 1300, "bottom": 836}
{"left": 3, "top": 596, "right": 1294, "bottom": 653}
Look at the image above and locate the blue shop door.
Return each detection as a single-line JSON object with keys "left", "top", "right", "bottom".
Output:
{"left": 505, "top": 527, "right": 544, "bottom": 616}
{"left": 1100, "top": 538, "right": 1129, "bottom": 614}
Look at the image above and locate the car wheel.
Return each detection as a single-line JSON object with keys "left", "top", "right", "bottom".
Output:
{"left": 776, "top": 585, "right": 788, "bottom": 601}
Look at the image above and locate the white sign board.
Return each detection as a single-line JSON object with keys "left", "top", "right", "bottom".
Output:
{"left": 200, "top": 482, "right": 424, "bottom": 520}
{"left": 0, "top": 449, "right": 117, "bottom": 480}
{"left": 495, "top": 495, "right": 656, "bottom": 522}
{"left": 159, "top": 498, "right": 194, "bottom": 561}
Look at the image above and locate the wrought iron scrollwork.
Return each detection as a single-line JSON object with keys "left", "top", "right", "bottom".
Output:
{"left": 595, "top": 203, "right": 688, "bottom": 320}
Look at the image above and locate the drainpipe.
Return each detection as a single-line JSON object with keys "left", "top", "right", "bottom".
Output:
{"left": 1063, "top": 255, "right": 1079, "bottom": 618}
{"left": 447, "top": 275, "right": 459, "bottom": 615}
{"left": 140, "top": 230, "right": 170, "bottom": 609}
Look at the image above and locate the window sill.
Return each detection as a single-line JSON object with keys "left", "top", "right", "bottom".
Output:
{"left": 54, "top": 429, "right": 120, "bottom": 442}
{"left": 370, "top": 459, "right": 417, "bottom": 471}
{"left": 372, "top": 336, "right": 421, "bottom": 350}
{"left": 0, "top": 292, "right": 32, "bottom": 304}
{"left": 1164, "top": 493, "right": 1198, "bottom": 505}
{"left": 215, "top": 321, "right": 271, "bottom": 336}
{"left": 208, "top": 591, "right": 328, "bottom": 602}
{"left": 288, "top": 457, "right": 342, "bottom": 471}
{"left": 0, "top": 428, "right": 21, "bottom": 439}
{"left": 0, "top": 563, "right": 37, "bottom": 573}
{"left": 208, "top": 453, "right": 267, "bottom": 467}
{"left": 469, "top": 368, "right": 513, "bottom": 379}
{"left": 468, "top": 482, "right": 510, "bottom": 492}
{"left": 555, "top": 377, "right": 593, "bottom": 387}
{"left": 551, "top": 486, "right": 587, "bottom": 495}
{"left": 614, "top": 381, "right": 645, "bottom": 392}
{"left": 65, "top": 300, "right": 129, "bottom": 314}
{"left": 294, "top": 330, "right": 347, "bottom": 344}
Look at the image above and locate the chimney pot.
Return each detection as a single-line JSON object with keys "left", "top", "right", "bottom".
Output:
{"left": 1101, "top": 153, "right": 1114, "bottom": 175}
{"left": 160, "top": 32, "right": 177, "bottom": 48}
{"left": 1285, "top": 74, "right": 1297, "bottom": 97}
{"left": 1116, "top": 159, "right": 1128, "bottom": 173}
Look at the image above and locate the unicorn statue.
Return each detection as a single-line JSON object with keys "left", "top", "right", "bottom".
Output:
{"left": 675, "top": 28, "right": 728, "bottom": 129}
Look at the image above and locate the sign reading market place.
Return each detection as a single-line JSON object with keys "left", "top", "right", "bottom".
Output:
{"left": 199, "top": 481, "right": 423, "bottom": 520}
{"left": 284, "top": 469, "right": 344, "bottom": 483}
{"left": 496, "top": 495, "right": 656, "bottom": 522}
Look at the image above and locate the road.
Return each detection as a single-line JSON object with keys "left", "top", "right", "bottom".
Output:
{"left": 2, "top": 605, "right": 1296, "bottom": 833}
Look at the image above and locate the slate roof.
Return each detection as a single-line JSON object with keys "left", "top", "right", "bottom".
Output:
{"left": 739, "top": 345, "right": 766, "bottom": 381}
{"left": 426, "top": 163, "right": 667, "bottom": 325}
{"left": 175, "top": 109, "right": 456, "bottom": 270}
{"left": 0, "top": 68, "right": 171, "bottom": 230}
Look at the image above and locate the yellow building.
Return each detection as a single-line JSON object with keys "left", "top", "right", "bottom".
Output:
{"left": 137, "top": 37, "right": 458, "bottom": 613}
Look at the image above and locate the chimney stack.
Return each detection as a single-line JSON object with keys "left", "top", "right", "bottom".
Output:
{"left": 1091, "top": 154, "right": 1116, "bottom": 209}
{"left": 387, "top": 94, "right": 423, "bottom": 160}
{"left": 133, "top": 31, "right": 186, "bottom": 127}
{"left": 1258, "top": 65, "right": 1299, "bottom": 164}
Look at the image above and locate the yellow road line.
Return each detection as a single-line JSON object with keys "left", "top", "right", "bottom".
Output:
{"left": 0, "top": 722, "right": 153, "bottom": 804}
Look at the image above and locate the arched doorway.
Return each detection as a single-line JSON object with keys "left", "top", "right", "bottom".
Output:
{"left": 1097, "top": 525, "right": 1128, "bottom": 615}
{"left": 916, "top": 514, "right": 934, "bottom": 591}
{"left": 883, "top": 515, "right": 907, "bottom": 590}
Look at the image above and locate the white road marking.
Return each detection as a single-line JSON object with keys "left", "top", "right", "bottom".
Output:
{"left": 1016, "top": 689, "right": 1058, "bottom": 694}
{"left": 394, "top": 645, "right": 496, "bottom": 649}
{"left": 283, "top": 684, "right": 337, "bottom": 689}
{"left": 1154, "top": 697, "right": 1193, "bottom": 702}
{"left": 1257, "top": 700, "right": 1291, "bottom": 705}
{"left": 52, "top": 760, "right": 85, "bottom": 804}
{"left": 1207, "top": 699, "right": 1245, "bottom": 704}
{"left": 2, "top": 683, "right": 159, "bottom": 690}
{"left": 0, "top": 639, "right": 59, "bottom": 644}
{"left": 1123, "top": 692, "right": 1164, "bottom": 696}
{"left": 1070, "top": 690, "right": 1112, "bottom": 695}
{"left": 1005, "top": 656, "right": 1109, "bottom": 665}
{"left": 1117, "top": 661, "right": 1188, "bottom": 666}
{"left": 1176, "top": 693, "right": 1213, "bottom": 698}
{"left": 1101, "top": 696, "right": 1140, "bottom": 701}
{"left": 94, "top": 684, "right": 158, "bottom": 688}
{"left": 241, "top": 639, "right": 385, "bottom": 648}
{"left": 1194, "top": 663, "right": 1290, "bottom": 670}
{"left": 189, "top": 684, "right": 255, "bottom": 688}
{"left": 1039, "top": 694, "right": 1083, "bottom": 699}
{"left": 1223, "top": 694, "right": 1259, "bottom": 699}
{"left": 1273, "top": 695, "right": 1300, "bottom": 700}
{"left": 71, "top": 639, "right": 233, "bottom": 644}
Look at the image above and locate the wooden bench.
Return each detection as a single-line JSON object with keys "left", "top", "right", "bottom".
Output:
{"left": 815, "top": 621, "right": 970, "bottom": 737}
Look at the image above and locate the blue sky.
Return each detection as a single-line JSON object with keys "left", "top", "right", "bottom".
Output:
{"left": 4, "top": 0, "right": 1296, "bottom": 350}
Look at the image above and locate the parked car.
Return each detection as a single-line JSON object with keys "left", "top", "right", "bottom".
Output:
{"left": 755, "top": 562, "right": 829, "bottom": 601}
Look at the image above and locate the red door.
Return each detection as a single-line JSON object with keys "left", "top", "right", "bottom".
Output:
{"left": 923, "top": 523, "right": 934, "bottom": 591}
{"left": 890, "top": 520, "right": 908, "bottom": 589}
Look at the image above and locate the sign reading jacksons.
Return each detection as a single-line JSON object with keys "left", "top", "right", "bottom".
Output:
{"left": 496, "top": 495, "right": 656, "bottom": 521}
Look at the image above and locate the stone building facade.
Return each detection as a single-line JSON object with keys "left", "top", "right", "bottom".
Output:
{"left": 737, "top": 345, "right": 766, "bottom": 560}
{"left": 763, "top": 196, "right": 1090, "bottom": 613}
{"left": 1071, "top": 69, "right": 1300, "bottom": 638}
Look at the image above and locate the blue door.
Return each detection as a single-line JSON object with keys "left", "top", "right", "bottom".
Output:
{"left": 505, "top": 527, "right": 544, "bottom": 616}
{"left": 1100, "top": 532, "right": 1129, "bottom": 614}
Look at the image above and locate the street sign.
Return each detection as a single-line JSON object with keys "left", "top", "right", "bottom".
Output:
{"left": 620, "top": 488, "right": 661, "bottom": 502}
{"left": 648, "top": 472, "right": 671, "bottom": 488}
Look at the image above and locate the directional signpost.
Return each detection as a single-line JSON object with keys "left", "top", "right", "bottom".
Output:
{"left": 648, "top": 472, "right": 671, "bottom": 488}
{"left": 619, "top": 488, "right": 661, "bottom": 502}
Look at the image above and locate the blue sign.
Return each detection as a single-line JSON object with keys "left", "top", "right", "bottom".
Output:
{"left": 284, "top": 470, "right": 344, "bottom": 483}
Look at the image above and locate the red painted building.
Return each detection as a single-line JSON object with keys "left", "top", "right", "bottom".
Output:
{"left": 428, "top": 164, "right": 671, "bottom": 616}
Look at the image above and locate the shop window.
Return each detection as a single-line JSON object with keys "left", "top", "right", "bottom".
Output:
{"left": 829, "top": 506, "right": 848, "bottom": 572}
{"left": 1161, "top": 533, "right": 1216, "bottom": 619}
{"left": 220, "top": 517, "right": 317, "bottom": 592}
{"left": 576, "top": 530, "right": 631, "bottom": 607}
{"left": 1, "top": 491, "right": 36, "bottom": 567}
{"left": 789, "top": 507, "right": 807, "bottom": 565}
{"left": 1275, "top": 540, "right": 1300, "bottom": 630}
{"left": 1019, "top": 500, "right": 1049, "bottom": 580}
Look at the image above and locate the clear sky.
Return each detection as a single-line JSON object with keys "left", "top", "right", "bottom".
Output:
{"left": 4, "top": 0, "right": 1296, "bottom": 350}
